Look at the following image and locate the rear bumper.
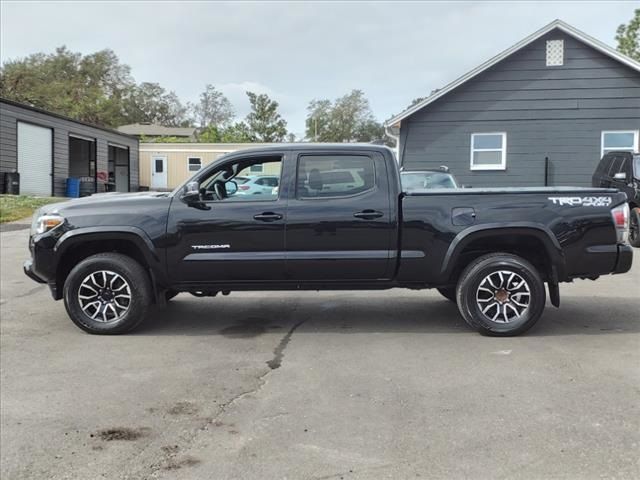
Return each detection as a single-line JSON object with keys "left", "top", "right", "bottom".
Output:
{"left": 614, "top": 244, "right": 633, "bottom": 274}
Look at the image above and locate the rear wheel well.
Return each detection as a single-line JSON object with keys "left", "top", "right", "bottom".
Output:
{"left": 448, "top": 235, "right": 553, "bottom": 287}
{"left": 56, "top": 239, "right": 151, "bottom": 297}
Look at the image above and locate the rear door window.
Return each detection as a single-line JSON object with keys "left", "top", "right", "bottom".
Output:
{"left": 296, "top": 155, "right": 375, "bottom": 199}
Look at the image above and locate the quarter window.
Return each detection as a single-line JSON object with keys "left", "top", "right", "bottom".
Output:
{"left": 470, "top": 133, "right": 507, "bottom": 171}
{"left": 601, "top": 131, "right": 639, "bottom": 156}
{"left": 188, "top": 157, "right": 202, "bottom": 172}
{"left": 297, "top": 155, "right": 375, "bottom": 198}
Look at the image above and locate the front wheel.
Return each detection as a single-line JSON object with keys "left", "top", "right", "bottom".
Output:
{"left": 629, "top": 207, "right": 640, "bottom": 248}
{"left": 63, "top": 253, "right": 152, "bottom": 334}
{"left": 456, "top": 253, "right": 546, "bottom": 336}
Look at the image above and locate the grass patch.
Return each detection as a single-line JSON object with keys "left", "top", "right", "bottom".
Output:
{"left": 0, "top": 195, "right": 62, "bottom": 223}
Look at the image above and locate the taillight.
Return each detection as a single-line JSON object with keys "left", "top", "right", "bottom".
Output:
{"left": 611, "top": 203, "right": 630, "bottom": 244}
{"left": 239, "top": 185, "right": 250, "bottom": 190}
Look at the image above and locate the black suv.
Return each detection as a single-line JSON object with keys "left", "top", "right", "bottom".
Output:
{"left": 592, "top": 151, "right": 640, "bottom": 247}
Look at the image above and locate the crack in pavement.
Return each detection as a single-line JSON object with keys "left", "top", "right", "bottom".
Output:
{"left": 145, "top": 313, "right": 308, "bottom": 478}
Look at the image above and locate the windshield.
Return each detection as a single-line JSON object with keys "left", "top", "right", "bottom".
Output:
{"left": 401, "top": 172, "right": 457, "bottom": 190}
{"left": 634, "top": 155, "right": 640, "bottom": 180}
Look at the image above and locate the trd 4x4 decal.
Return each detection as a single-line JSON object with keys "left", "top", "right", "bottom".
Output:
{"left": 548, "top": 196, "right": 612, "bottom": 207}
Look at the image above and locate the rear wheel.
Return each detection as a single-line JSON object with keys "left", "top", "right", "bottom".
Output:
{"left": 63, "top": 253, "right": 151, "bottom": 334}
{"left": 456, "top": 253, "right": 546, "bottom": 336}
{"left": 629, "top": 207, "right": 640, "bottom": 248}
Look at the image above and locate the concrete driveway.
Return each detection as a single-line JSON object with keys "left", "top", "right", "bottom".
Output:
{"left": 1, "top": 226, "right": 639, "bottom": 480}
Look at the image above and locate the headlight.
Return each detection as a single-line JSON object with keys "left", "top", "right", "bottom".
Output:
{"left": 32, "top": 214, "right": 64, "bottom": 235}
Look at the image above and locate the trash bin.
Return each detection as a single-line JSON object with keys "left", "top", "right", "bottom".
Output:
{"left": 0, "top": 172, "right": 6, "bottom": 194}
{"left": 5, "top": 172, "right": 20, "bottom": 195}
{"left": 66, "top": 177, "right": 81, "bottom": 198}
{"left": 79, "top": 177, "right": 95, "bottom": 197}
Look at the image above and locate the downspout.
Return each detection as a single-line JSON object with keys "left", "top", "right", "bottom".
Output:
{"left": 384, "top": 122, "right": 401, "bottom": 167}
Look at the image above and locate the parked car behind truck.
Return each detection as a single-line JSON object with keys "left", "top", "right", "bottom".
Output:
{"left": 24, "top": 145, "right": 633, "bottom": 337}
{"left": 592, "top": 151, "right": 640, "bottom": 247}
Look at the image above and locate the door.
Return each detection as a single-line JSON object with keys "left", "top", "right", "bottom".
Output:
{"left": 151, "top": 156, "right": 167, "bottom": 189}
{"left": 166, "top": 154, "right": 287, "bottom": 283}
{"left": 284, "top": 151, "right": 394, "bottom": 281}
{"left": 17, "top": 122, "right": 52, "bottom": 196}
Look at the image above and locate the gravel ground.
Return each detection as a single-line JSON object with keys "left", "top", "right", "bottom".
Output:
{"left": 1, "top": 226, "right": 639, "bottom": 480}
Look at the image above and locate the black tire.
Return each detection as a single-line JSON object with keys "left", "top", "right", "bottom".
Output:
{"left": 63, "top": 253, "right": 152, "bottom": 334}
{"left": 456, "top": 253, "right": 546, "bottom": 336}
{"left": 629, "top": 207, "right": 640, "bottom": 248}
{"left": 437, "top": 287, "right": 457, "bottom": 302}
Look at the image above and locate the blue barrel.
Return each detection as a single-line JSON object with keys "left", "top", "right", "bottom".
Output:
{"left": 66, "top": 177, "right": 81, "bottom": 198}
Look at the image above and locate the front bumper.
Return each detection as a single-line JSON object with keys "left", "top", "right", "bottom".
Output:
{"left": 23, "top": 259, "right": 46, "bottom": 284}
{"left": 614, "top": 244, "right": 633, "bottom": 274}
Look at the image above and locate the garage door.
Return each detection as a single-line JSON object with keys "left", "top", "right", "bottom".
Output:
{"left": 18, "top": 122, "right": 52, "bottom": 196}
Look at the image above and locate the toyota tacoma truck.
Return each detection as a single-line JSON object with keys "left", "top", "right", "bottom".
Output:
{"left": 24, "top": 145, "right": 633, "bottom": 336}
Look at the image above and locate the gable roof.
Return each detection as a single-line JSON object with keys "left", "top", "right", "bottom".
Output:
{"left": 117, "top": 123, "right": 196, "bottom": 137}
{"left": 386, "top": 19, "right": 640, "bottom": 128}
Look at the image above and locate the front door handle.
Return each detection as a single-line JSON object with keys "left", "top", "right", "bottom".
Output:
{"left": 353, "top": 210, "right": 384, "bottom": 220}
{"left": 253, "top": 212, "right": 283, "bottom": 222}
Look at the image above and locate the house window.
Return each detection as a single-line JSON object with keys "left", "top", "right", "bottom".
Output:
{"left": 250, "top": 164, "right": 264, "bottom": 173}
{"left": 470, "top": 133, "right": 507, "bottom": 171}
{"left": 601, "top": 131, "right": 639, "bottom": 156}
{"left": 546, "top": 39, "right": 564, "bottom": 66}
{"left": 188, "top": 157, "right": 202, "bottom": 172}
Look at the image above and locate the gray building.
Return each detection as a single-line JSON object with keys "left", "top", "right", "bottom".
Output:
{"left": 1, "top": 98, "right": 139, "bottom": 196}
{"left": 387, "top": 20, "right": 640, "bottom": 187}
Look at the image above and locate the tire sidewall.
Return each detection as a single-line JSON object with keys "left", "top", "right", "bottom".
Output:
{"left": 63, "top": 255, "right": 150, "bottom": 334}
{"left": 629, "top": 207, "right": 640, "bottom": 248}
{"left": 458, "top": 256, "right": 545, "bottom": 336}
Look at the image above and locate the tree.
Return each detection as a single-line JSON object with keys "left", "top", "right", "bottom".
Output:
{"left": 192, "top": 84, "right": 233, "bottom": 128}
{"left": 616, "top": 9, "right": 640, "bottom": 61}
{"left": 124, "top": 82, "right": 191, "bottom": 127}
{"left": 304, "top": 89, "right": 385, "bottom": 143}
{"left": 245, "top": 91, "right": 288, "bottom": 142}
{"left": 0, "top": 45, "right": 193, "bottom": 128}
{"left": 0, "top": 46, "right": 134, "bottom": 126}
{"left": 197, "top": 122, "right": 256, "bottom": 143}
{"left": 220, "top": 122, "right": 256, "bottom": 143}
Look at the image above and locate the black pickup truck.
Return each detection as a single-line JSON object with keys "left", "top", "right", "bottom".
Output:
{"left": 24, "top": 145, "right": 633, "bottom": 336}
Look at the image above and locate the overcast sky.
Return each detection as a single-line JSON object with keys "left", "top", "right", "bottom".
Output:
{"left": 1, "top": 1, "right": 636, "bottom": 136}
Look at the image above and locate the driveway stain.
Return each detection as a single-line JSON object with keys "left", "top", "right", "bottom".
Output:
{"left": 167, "top": 401, "right": 199, "bottom": 415}
{"left": 220, "top": 317, "right": 268, "bottom": 338}
{"left": 95, "top": 427, "right": 150, "bottom": 441}
{"left": 267, "top": 320, "right": 305, "bottom": 370}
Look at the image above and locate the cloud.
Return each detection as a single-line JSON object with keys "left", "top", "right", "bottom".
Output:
{"left": 1, "top": 1, "right": 635, "bottom": 135}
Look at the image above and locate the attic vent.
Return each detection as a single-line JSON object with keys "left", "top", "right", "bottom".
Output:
{"left": 546, "top": 39, "right": 564, "bottom": 66}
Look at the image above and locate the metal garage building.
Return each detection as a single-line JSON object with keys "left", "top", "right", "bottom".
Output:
{"left": 0, "top": 98, "right": 139, "bottom": 196}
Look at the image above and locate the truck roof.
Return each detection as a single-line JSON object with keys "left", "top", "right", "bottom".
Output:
{"left": 223, "top": 143, "right": 394, "bottom": 155}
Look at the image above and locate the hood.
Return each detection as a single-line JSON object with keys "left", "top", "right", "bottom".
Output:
{"left": 41, "top": 191, "right": 171, "bottom": 215}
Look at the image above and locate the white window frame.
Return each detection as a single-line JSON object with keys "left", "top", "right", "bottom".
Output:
{"left": 601, "top": 130, "right": 639, "bottom": 157}
{"left": 470, "top": 132, "right": 507, "bottom": 171}
{"left": 187, "top": 157, "right": 202, "bottom": 173}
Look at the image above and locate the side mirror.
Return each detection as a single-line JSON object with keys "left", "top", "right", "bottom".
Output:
{"left": 181, "top": 181, "right": 201, "bottom": 204}
{"left": 613, "top": 172, "right": 627, "bottom": 181}
{"left": 226, "top": 180, "right": 238, "bottom": 195}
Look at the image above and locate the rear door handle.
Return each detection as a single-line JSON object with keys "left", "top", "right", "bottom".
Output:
{"left": 253, "top": 212, "right": 283, "bottom": 222}
{"left": 353, "top": 210, "right": 384, "bottom": 220}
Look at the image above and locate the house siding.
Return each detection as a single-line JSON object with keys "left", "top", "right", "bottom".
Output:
{"left": 400, "top": 30, "right": 640, "bottom": 187}
{"left": 0, "top": 100, "right": 139, "bottom": 196}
